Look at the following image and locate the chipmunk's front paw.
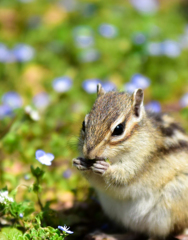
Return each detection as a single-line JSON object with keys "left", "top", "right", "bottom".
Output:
{"left": 91, "top": 160, "right": 110, "bottom": 175}
{"left": 72, "top": 157, "right": 92, "bottom": 171}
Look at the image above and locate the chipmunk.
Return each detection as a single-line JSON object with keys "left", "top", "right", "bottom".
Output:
{"left": 73, "top": 84, "right": 188, "bottom": 240}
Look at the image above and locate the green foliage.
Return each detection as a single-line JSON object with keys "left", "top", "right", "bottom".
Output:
{"left": 181, "top": 108, "right": 188, "bottom": 120}
{"left": 0, "top": 168, "right": 70, "bottom": 239}
{"left": 30, "top": 166, "right": 45, "bottom": 179}
{"left": 0, "top": 0, "right": 188, "bottom": 239}
{"left": 0, "top": 224, "right": 66, "bottom": 240}
{"left": 0, "top": 228, "right": 23, "bottom": 240}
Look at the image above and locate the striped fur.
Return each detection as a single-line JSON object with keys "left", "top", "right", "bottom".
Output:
{"left": 76, "top": 88, "right": 188, "bottom": 239}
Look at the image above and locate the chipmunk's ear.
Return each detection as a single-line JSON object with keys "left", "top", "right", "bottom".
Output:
{"left": 97, "top": 83, "right": 106, "bottom": 97}
{"left": 132, "top": 89, "right": 144, "bottom": 118}
{"left": 84, "top": 114, "right": 89, "bottom": 124}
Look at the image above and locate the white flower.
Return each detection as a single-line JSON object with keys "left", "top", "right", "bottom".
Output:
{"left": 30, "top": 110, "right": 40, "bottom": 121}
{"left": 0, "top": 190, "right": 14, "bottom": 204}
{"left": 58, "top": 225, "right": 74, "bottom": 234}
{"left": 25, "top": 105, "right": 40, "bottom": 121}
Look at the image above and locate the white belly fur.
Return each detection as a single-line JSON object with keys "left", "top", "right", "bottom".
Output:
{"left": 97, "top": 190, "right": 171, "bottom": 237}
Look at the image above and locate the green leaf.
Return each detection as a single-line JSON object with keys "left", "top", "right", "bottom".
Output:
{"left": 0, "top": 227, "right": 23, "bottom": 240}
{"left": 0, "top": 186, "right": 8, "bottom": 192}
{"left": 30, "top": 166, "right": 45, "bottom": 178}
{"left": 33, "top": 183, "right": 41, "bottom": 193}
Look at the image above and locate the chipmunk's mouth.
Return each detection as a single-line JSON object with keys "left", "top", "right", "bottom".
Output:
{"left": 94, "top": 157, "right": 106, "bottom": 161}
{"left": 86, "top": 157, "right": 107, "bottom": 162}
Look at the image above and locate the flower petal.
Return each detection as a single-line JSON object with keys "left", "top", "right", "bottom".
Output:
{"left": 46, "top": 153, "right": 55, "bottom": 162}
{"left": 35, "top": 150, "right": 45, "bottom": 160}
{"left": 58, "top": 225, "right": 74, "bottom": 234}
{"left": 82, "top": 79, "right": 101, "bottom": 93}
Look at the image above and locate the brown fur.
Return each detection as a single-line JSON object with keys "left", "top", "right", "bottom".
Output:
{"left": 75, "top": 87, "right": 188, "bottom": 239}
{"left": 85, "top": 91, "right": 132, "bottom": 157}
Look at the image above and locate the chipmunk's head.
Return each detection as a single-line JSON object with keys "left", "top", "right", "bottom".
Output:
{"left": 79, "top": 83, "right": 146, "bottom": 162}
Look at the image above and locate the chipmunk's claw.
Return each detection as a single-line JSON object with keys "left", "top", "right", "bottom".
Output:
{"left": 73, "top": 157, "right": 92, "bottom": 171}
{"left": 91, "top": 160, "right": 110, "bottom": 175}
{"left": 73, "top": 157, "right": 110, "bottom": 174}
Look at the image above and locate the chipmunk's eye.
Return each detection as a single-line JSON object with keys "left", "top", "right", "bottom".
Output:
{"left": 112, "top": 123, "right": 124, "bottom": 136}
{"left": 82, "top": 121, "right": 85, "bottom": 132}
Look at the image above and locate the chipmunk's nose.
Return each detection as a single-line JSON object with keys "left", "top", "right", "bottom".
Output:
{"left": 83, "top": 144, "right": 104, "bottom": 160}
{"left": 83, "top": 144, "right": 98, "bottom": 160}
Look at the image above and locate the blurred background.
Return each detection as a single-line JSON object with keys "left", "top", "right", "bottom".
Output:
{"left": 1, "top": 0, "right": 188, "bottom": 238}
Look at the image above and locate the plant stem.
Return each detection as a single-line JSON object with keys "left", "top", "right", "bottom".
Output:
{"left": 36, "top": 177, "right": 43, "bottom": 210}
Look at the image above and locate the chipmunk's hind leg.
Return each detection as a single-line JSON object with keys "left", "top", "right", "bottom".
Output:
{"left": 175, "top": 230, "right": 188, "bottom": 240}
{"left": 149, "top": 234, "right": 182, "bottom": 240}
{"left": 84, "top": 231, "right": 148, "bottom": 240}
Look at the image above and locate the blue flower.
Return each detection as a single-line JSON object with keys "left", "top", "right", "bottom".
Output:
{"left": 73, "top": 26, "right": 94, "bottom": 48}
{"left": 63, "top": 169, "right": 72, "bottom": 179}
{"left": 161, "top": 40, "right": 181, "bottom": 58}
{"left": 58, "top": 225, "right": 74, "bottom": 234}
{"left": 124, "top": 82, "right": 137, "bottom": 93}
{"left": 33, "top": 92, "right": 50, "bottom": 110}
{"left": 130, "top": 0, "right": 158, "bottom": 14}
{"left": 82, "top": 79, "right": 101, "bottom": 93}
{"left": 101, "top": 81, "right": 116, "bottom": 92}
{"left": 145, "top": 101, "right": 161, "bottom": 113}
{"left": 132, "top": 33, "right": 146, "bottom": 45}
{"left": 2, "top": 92, "right": 23, "bottom": 110}
{"left": 52, "top": 76, "right": 72, "bottom": 93}
{"left": 24, "top": 174, "right": 31, "bottom": 180}
{"left": 180, "top": 93, "right": 188, "bottom": 108}
{"left": 13, "top": 44, "right": 35, "bottom": 62}
{"left": 35, "top": 150, "right": 54, "bottom": 166}
{"left": 98, "top": 24, "right": 118, "bottom": 38}
{"left": 78, "top": 49, "right": 100, "bottom": 62}
{"left": 148, "top": 40, "right": 181, "bottom": 58}
{"left": 0, "top": 44, "right": 15, "bottom": 63}
{"left": 0, "top": 104, "right": 13, "bottom": 119}
{"left": 19, "top": 213, "right": 24, "bottom": 218}
{"left": 83, "top": 80, "right": 116, "bottom": 93}
{"left": 147, "top": 42, "right": 162, "bottom": 56}
{"left": 131, "top": 74, "right": 150, "bottom": 89}
{"left": 124, "top": 74, "right": 150, "bottom": 93}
